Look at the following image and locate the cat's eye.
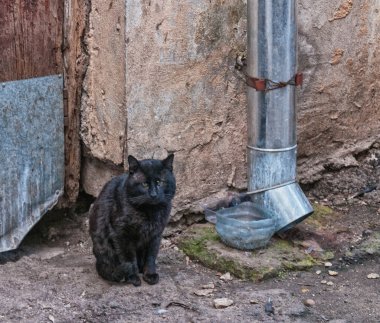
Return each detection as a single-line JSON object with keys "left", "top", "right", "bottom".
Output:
{"left": 155, "top": 179, "right": 162, "bottom": 185}
{"left": 141, "top": 182, "right": 149, "bottom": 188}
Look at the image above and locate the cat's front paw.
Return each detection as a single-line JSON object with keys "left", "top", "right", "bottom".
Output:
{"left": 143, "top": 272, "right": 159, "bottom": 285}
{"left": 127, "top": 274, "right": 142, "bottom": 287}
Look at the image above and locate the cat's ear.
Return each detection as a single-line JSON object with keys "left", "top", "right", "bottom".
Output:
{"left": 128, "top": 155, "right": 140, "bottom": 174}
{"left": 162, "top": 153, "right": 174, "bottom": 171}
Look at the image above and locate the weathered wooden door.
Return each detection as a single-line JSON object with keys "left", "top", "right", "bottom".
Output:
{"left": 0, "top": 1, "right": 64, "bottom": 251}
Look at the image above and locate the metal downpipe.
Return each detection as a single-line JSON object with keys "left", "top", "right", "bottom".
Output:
{"left": 246, "top": 0, "right": 313, "bottom": 232}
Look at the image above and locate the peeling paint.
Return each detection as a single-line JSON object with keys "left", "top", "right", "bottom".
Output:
{"left": 330, "top": 48, "right": 344, "bottom": 65}
{"left": 329, "top": 0, "right": 353, "bottom": 22}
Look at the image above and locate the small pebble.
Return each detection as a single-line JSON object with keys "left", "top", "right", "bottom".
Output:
{"left": 202, "top": 282, "right": 215, "bottom": 289}
{"left": 264, "top": 298, "right": 274, "bottom": 315}
{"left": 220, "top": 272, "right": 233, "bottom": 281}
{"left": 213, "top": 298, "right": 234, "bottom": 309}
{"left": 367, "top": 273, "right": 379, "bottom": 279}
{"left": 304, "top": 299, "right": 316, "bottom": 307}
{"left": 250, "top": 299, "right": 259, "bottom": 304}
{"left": 321, "top": 280, "right": 327, "bottom": 284}
{"left": 156, "top": 309, "right": 168, "bottom": 315}
{"left": 326, "top": 281, "right": 334, "bottom": 286}
{"left": 109, "top": 301, "right": 119, "bottom": 309}
{"left": 328, "top": 270, "right": 338, "bottom": 276}
{"left": 362, "top": 229, "right": 372, "bottom": 237}
{"left": 38, "top": 272, "right": 49, "bottom": 280}
{"left": 324, "top": 262, "right": 333, "bottom": 267}
{"left": 316, "top": 270, "right": 322, "bottom": 275}
{"left": 194, "top": 289, "right": 213, "bottom": 296}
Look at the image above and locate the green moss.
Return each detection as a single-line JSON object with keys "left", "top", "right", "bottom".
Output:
{"left": 358, "top": 232, "right": 380, "bottom": 256}
{"left": 178, "top": 227, "right": 218, "bottom": 261}
{"left": 321, "top": 251, "right": 335, "bottom": 260}
{"left": 178, "top": 225, "right": 328, "bottom": 282}
{"left": 344, "top": 232, "right": 380, "bottom": 261}
{"left": 305, "top": 203, "right": 336, "bottom": 227}
{"left": 345, "top": 250, "right": 353, "bottom": 258}
{"left": 178, "top": 226, "right": 278, "bottom": 281}
{"left": 312, "top": 203, "right": 334, "bottom": 216}
{"left": 281, "top": 252, "right": 319, "bottom": 270}
{"left": 294, "top": 255, "right": 318, "bottom": 268}
{"left": 276, "top": 269, "right": 288, "bottom": 280}
{"left": 179, "top": 228, "right": 239, "bottom": 277}
{"left": 270, "top": 239, "right": 294, "bottom": 252}
{"left": 269, "top": 238, "right": 325, "bottom": 267}
{"left": 249, "top": 266, "right": 277, "bottom": 281}
{"left": 178, "top": 226, "right": 219, "bottom": 265}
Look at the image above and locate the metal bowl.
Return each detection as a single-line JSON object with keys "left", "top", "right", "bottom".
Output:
{"left": 215, "top": 202, "right": 276, "bottom": 250}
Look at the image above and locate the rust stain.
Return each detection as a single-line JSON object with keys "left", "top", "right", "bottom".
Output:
{"left": 358, "top": 1, "right": 370, "bottom": 37}
{"left": 329, "top": 0, "right": 353, "bottom": 22}
{"left": 330, "top": 48, "right": 344, "bottom": 65}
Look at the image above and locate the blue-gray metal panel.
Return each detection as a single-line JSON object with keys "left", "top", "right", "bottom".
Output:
{"left": 0, "top": 75, "right": 64, "bottom": 251}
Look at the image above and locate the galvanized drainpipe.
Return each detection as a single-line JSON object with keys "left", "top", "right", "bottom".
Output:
{"left": 246, "top": 0, "right": 313, "bottom": 232}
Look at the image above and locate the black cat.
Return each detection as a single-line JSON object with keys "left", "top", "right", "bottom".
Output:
{"left": 89, "top": 154, "right": 176, "bottom": 286}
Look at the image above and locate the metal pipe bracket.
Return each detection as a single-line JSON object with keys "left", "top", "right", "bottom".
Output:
{"left": 246, "top": 72, "right": 303, "bottom": 92}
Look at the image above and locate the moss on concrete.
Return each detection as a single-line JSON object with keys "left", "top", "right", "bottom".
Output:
{"left": 345, "top": 231, "right": 380, "bottom": 259}
{"left": 361, "top": 232, "right": 380, "bottom": 255}
{"left": 178, "top": 226, "right": 267, "bottom": 280}
{"left": 321, "top": 250, "right": 335, "bottom": 260}
{"left": 282, "top": 255, "right": 318, "bottom": 270}
{"left": 304, "top": 203, "right": 336, "bottom": 227}
{"left": 178, "top": 224, "right": 329, "bottom": 282}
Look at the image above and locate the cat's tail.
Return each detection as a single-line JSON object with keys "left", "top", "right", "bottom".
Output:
{"left": 96, "top": 260, "right": 124, "bottom": 282}
{"left": 95, "top": 260, "right": 142, "bottom": 286}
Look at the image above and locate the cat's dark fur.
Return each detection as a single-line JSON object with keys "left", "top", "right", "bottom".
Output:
{"left": 89, "top": 154, "right": 176, "bottom": 286}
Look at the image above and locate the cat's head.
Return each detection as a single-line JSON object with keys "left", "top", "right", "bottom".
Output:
{"left": 126, "top": 154, "right": 176, "bottom": 207}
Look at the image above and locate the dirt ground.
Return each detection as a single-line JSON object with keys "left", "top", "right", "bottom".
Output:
{"left": 0, "top": 191, "right": 379, "bottom": 323}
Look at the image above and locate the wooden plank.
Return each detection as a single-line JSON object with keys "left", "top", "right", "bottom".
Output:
{"left": 61, "top": 0, "right": 89, "bottom": 204}
{"left": 0, "top": 0, "right": 85, "bottom": 205}
{"left": 0, "top": 0, "right": 63, "bottom": 82}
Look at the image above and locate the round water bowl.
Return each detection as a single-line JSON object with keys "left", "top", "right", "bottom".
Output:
{"left": 215, "top": 202, "right": 276, "bottom": 250}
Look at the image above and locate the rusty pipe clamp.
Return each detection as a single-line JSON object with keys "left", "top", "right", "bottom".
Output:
{"left": 246, "top": 73, "right": 303, "bottom": 92}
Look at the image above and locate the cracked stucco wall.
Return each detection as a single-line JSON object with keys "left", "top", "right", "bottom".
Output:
{"left": 124, "top": 0, "right": 248, "bottom": 220}
{"left": 80, "top": 0, "right": 380, "bottom": 222}
{"left": 297, "top": 0, "right": 380, "bottom": 182}
{"left": 81, "top": 0, "right": 127, "bottom": 166}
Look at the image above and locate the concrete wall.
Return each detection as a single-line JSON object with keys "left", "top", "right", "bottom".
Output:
{"left": 81, "top": 0, "right": 380, "bottom": 223}
{"left": 81, "top": 0, "right": 127, "bottom": 166}
{"left": 297, "top": 0, "right": 380, "bottom": 183}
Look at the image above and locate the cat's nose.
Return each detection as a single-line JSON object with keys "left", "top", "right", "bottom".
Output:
{"left": 150, "top": 189, "right": 158, "bottom": 198}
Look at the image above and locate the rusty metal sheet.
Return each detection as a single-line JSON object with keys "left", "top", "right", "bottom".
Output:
{"left": 0, "top": 75, "right": 64, "bottom": 251}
